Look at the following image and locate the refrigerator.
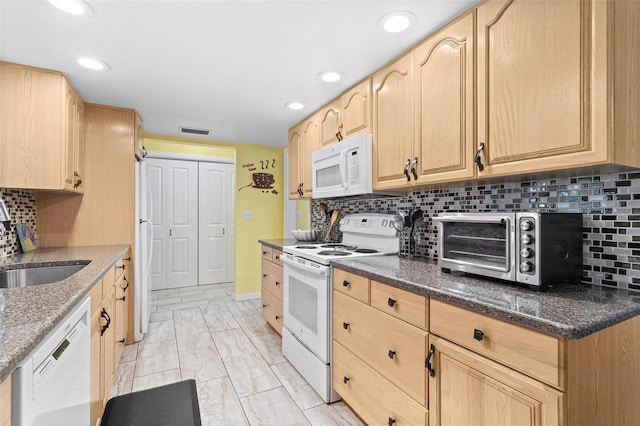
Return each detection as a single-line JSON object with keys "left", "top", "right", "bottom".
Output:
{"left": 134, "top": 161, "right": 153, "bottom": 341}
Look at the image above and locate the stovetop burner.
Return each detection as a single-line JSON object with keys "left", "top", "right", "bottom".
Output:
{"left": 316, "top": 250, "right": 352, "bottom": 256}
{"left": 353, "top": 248, "right": 379, "bottom": 254}
{"left": 321, "top": 244, "right": 358, "bottom": 251}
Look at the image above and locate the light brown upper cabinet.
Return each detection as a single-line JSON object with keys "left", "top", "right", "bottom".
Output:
{"left": 372, "top": 52, "right": 415, "bottom": 190}
{"left": 0, "top": 62, "right": 85, "bottom": 193}
{"left": 319, "top": 79, "right": 373, "bottom": 148}
{"left": 413, "top": 12, "right": 475, "bottom": 186}
{"left": 288, "top": 113, "right": 320, "bottom": 199}
{"left": 475, "top": 0, "right": 640, "bottom": 177}
{"left": 341, "top": 79, "right": 372, "bottom": 140}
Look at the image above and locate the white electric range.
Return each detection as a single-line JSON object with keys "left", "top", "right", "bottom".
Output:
{"left": 280, "top": 213, "right": 402, "bottom": 403}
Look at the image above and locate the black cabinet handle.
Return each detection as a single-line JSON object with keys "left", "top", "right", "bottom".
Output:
{"left": 387, "top": 298, "right": 396, "bottom": 308}
{"left": 117, "top": 296, "right": 126, "bottom": 302}
{"left": 403, "top": 159, "right": 411, "bottom": 181}
{"left": 342, "top": 322, "right": 350, "bottom": 330}
{"left": 262, "top": 304, "right": 267, "bottom": 308}
{"left": 474, "top": 329, "right": 484, "bottom": 341}
{"left": 342, "top": 280, "right": 350, "bottom": 287}
{"left": 275, "top": 315, "right": 280, "bottom": 320}
{"left": 388, "top": 350, "right": 396, "bottom": 359}
{"left": 275, "top": 281, "right": 280, "bottom": 286}
{"left": 122, "top": 277, "right": 129, "bottom": 291}
{"left": 388, "top": 417, "right": 396, "bottom": 426}
{"left": 343, "top": 376, "right": 350, "bottom": 384}
{"left": 263, "top": 274, "right": 268, "bottom": 278}
{"left": 275, "top": 255, "right": 280, "bottom": 260}
{"left": 100, "top": 308, "right": 111, "bottom": 336}
{"left": 474, "top": 142, "right": 485, "bottom": 172}
{"left": 297, "top": 183, "right": 304, "bottom": 197}
{"left": 410, "top": 157, "right": 418, "bottom": 180}
{"left": 124, "top": 257, "right": 132, "bottom": 262}
{"left": 116, "top": 264, "right": 125, "bottom": 270}
{"left": 262, "top": 251, "right": 268, "bottom": 255}
{"left": 426, "top": 343, "right": 435, "bottom": 377}
{"left": 118, "top": 339, "right": 125, "bottom": 344}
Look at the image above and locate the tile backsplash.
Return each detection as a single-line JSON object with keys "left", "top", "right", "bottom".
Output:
{"left": 0, "top": 189, "right": 37, "bottom": 260}
{"left": 311, "top": 170, "right": 640, "bottom": 290}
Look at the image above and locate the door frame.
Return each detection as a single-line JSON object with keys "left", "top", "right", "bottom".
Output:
{"left": 146, "top": 150, "right": 236, "bottom": 288}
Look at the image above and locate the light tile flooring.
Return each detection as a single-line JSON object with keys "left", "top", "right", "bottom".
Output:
{"left": 109, "top": 283, "right": 364, "bottom": 426}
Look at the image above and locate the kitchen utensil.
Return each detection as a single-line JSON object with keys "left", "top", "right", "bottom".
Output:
{"left": 398, "top": 210, "right": 409, "bottom": 228}
{"left": 325, "top": 210, "right": 340, "bottom": 242}
{"left": 410, "top": 209, "right": 423, "bottom": 227}
{"left": 319, "top": 203, "right": 328, "bottom": 220}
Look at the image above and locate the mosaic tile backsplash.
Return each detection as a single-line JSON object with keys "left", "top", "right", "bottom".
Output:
{"left": 311, "top": 171, "right": 640, "bottom": 291}
{"left": 0, "top": 189, "right": 37, "bottom": 260}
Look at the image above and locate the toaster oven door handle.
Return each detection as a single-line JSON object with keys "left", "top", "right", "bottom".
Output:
{"left": 433, "top": 215, "right": 511, "bottom": 225}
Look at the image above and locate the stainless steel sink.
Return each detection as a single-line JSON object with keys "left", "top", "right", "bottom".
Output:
{"left": 0, "top": 264, "right": 88, "bottom": 289}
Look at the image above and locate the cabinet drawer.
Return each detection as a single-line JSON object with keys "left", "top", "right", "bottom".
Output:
{"left": 261, "top": 245, "right": 273, "bottom": 261}
{"left": 333, "top": 341, "right": 427, "bottom": 426}
{"left": 261, "top": 288, "right": 283, "bottom": 335}
{"left": 371, "top": 280, "right": 428, "bottom": 330}
{"left": 334, "top": 291, "right": 428, "bottom": 404}
{"left": 430, "top": 299, "right": 565, "bottom": 389}
{"left": 271, "top": 249, "right": 283, "bottom": 266}
{"left": 333, "top": 268, "right": 370, "bottom": 304}
{"left": 261, "top": 259, "right": 283, "bottom": 300}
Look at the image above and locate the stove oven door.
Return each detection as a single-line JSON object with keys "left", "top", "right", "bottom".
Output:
{"left": 281, "top": 255, "right": 330, "bottom": 363}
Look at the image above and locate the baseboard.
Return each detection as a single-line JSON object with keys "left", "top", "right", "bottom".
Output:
{"left": 234, "top": 292, "right": 261, "bottom": 301}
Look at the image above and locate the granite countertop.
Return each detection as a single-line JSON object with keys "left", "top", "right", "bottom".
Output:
{"left": 258, "top": 239, "right": 298, "bottom": 250}
{"left": 331, "top": 256, "right": 640, "bottom": 339}
{"left": 0, "top": 245, "right": 129, "bottom": 383}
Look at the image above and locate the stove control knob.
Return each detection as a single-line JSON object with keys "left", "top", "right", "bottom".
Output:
{"left": 520, "top": 220, "right": 534, "bottom": 231}
{"left": 520, "top": 234, "right": 533, "bottom": 245}
{"left": 520, "top": 261, "right": 534, "bottom": 273}
{"left": 340, "top": 218, "right": 348, "bottom": 225}
{"left": 520, "top": 248, "right": 534, "bottom": 258}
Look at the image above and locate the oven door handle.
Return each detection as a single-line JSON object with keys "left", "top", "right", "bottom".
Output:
{"left": 280, "top": 256, "right": 327, "bottom": 276}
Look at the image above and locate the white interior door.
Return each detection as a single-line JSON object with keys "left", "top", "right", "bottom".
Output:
{"left": 198, "top": 162, "right": 232, "bottom": 285}
{"left": 166, "top": 160, "right": 199, "bottom": 288}
{"left": 148, "top": 161, "right": 166, "bottom": 290}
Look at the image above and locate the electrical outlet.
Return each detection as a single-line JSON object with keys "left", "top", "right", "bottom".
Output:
{"left": 296, "top": 210, "right": 302, "bottom": 220}
{"left": 243, "top": 210, "right": 253, "bottom": 220}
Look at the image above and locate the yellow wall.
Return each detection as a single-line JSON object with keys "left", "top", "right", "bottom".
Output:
{"left": 144, "top": 134, "right": 284, "bottom": 297}
{"left": 295, "top": 199, "right": 311, "bottom": 229}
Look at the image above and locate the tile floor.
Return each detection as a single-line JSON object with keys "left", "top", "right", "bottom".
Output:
{"left": 109, "top": 282, "right": 364, "bottom": 426}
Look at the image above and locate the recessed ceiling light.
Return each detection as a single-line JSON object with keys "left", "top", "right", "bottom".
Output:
{"left": 286, "top": 102, "right": 304, "bottom": 111}
{"left": 378, "top": 11, "right": 416, "bottom": 33}
{"left": 317, "top": 71, "right": 343, "bottom": 83}
{"left": 77, "top": 58, "right": 110, "bottom": 71}
{"left": 48, "top": 0, "right": 93, "bottom": 16}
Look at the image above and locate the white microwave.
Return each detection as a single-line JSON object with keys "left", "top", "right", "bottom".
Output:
{"left": 312, "top": 133, "right": 374, "bottom": 199}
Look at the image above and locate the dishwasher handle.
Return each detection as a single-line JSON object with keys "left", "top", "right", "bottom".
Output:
{"left": 100, "top": 308, "right": 111, "bottom": 336}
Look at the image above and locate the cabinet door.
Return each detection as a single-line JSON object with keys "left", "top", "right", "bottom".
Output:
{"left": 341, "top": 78, "right": 372, "bottom": 139}
{"left": 301, "top": 113, "right": 320, "bottom": 196}
{"left": 428, "top": 335, "right": 564, "bottom": 426}
{"left": 90, "top": 306, "right": 102, "bottom": 426}
{"left": 320, "top": 99, "right": 341, "bottom": 147}
{"left": 288, "top": 125, "right": 302, "bottom": 199}
{"left": 477, "top": 0, "right": 607, "bottom": 177}
{"left": 64, "top": 86, "right": 76, "bottom": 192}
{"left": 414, "top": 12, "right": 475, "bottom": 185}
{"left": 102, "top": 286, "right": 116, "bottom": 406}
{"left": 372, "top": 52, "right": 415, "bottom": 190}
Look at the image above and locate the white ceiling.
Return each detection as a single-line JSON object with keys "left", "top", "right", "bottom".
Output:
{"left": 0, "top": 0, "right": 479, "bottom": 147}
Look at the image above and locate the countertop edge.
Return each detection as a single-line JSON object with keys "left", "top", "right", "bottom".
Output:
{"left": 0, "top": 245, "right": 129, "bottom": 383}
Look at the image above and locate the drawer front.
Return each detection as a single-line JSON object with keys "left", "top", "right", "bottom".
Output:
{"left": 261, "top": 245, "right": 273, "bottom": 261}
{"left": 430, "top": 299, "right": 564, "bottom": 389}
{"left": 88, "top": 277, "right": 103, "bottom": 313}
{"left": 261, "top": 259, "right": 283, "bottom": 300}
{"left": 333, "top": 268, "right": 370, "bottom": 304}
{"left": 333, "top": 341, "right": 427, "bottom": 426}
{"left": 334, "top": 291, "right": 428, "bottom": 404}
{"left": 103, "top": 265, "right": 116, "bottom": 298}
{"left": 271, "top": 249, "right": 283, "bottom": 266}
{"left": 261, "top": 288, "right": 283, "bottom": 335}
{"left": 371, "top": 280, "right": 428, "bottom": 330}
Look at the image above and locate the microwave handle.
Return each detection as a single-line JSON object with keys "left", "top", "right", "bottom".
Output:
{"left": 340, "top": 151, "right": 348, "bottom": 188}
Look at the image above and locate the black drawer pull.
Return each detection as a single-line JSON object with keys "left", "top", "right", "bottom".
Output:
{"left": 262, "top": 274, "right": 268, "bottom": 278}
{"left": 100, "top": 308, "right": 111, "bottom": 336}
{"left": 388, "top": 350, "right": 396, "bottom": 359}
{"left": 342, "top": 280, "right": 350, "bottom": 287}
{"left": 275, "top": 255, "right": 280, "bottom": 260}
{"left": 342, "top": 322, "right": 350, "bottom": 330}
{"left": 426, "top": 344, "right": 435, "bottom": 377}
{"left": 116, "top": 265, "right": 125, "bottom": 270}
{"left": 118, "top": 339, "right": 125, "bottom": 344}
{"left": 275, "top": 281, "right": 280, "bottom": 286}
{"left": 123, "top": 257, "right": 132, "bottom": 262}
{"left": 263, "top": 251, "right": 268, "bottom": 255}
{"left": 117, "top": 296, "right": 126, "bottom": 302}
{"left": 262, "top": 304, "right": 267, "bottom": 308}
{"left": 387, "top": 298, "right": 396, "bottom": 308}
{"left": 388, "top": 417, "right": 396, "bottom": 426}
{"left": 473, "top": 329, "right": 484, "bottom": 342}
{"left": 275, "top": 315, "right": 280, "bottom": 320}
{"left": 343, "top": 376, "right": 350, "bottom": 384}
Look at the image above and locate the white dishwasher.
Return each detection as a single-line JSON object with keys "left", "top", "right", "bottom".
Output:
{"left": 12, "top": 297, "right": 91, "bottom": 426}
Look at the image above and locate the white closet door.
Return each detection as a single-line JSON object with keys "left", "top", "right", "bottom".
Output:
{"left": 166, "top": 160, "right": 199, "bottom": 288}
{"left": 199, "top": 162, "right": 231, "bottom": 285}
{"left": 228, "top": 167, "right": 235, "bottom": 283}
{"left": 148, "top": 161, "right": 166, "bottom": 290}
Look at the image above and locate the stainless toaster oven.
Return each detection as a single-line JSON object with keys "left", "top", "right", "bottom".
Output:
{"left": 433, "top": 213, "right": 583, "bottom": 290}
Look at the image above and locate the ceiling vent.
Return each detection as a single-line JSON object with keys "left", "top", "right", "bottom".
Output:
{"left": 179, "top": 126, "right": 211, "bottom": 136}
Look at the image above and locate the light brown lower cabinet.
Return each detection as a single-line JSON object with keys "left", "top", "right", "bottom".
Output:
{"left": 89, "top": 256, "right": 130, "bottom": 426}
{"left": 0, "top": 375, "right": 10, "bottom": 426}
{"left": 260, "top": 245, "right": 283, "bottom": 335}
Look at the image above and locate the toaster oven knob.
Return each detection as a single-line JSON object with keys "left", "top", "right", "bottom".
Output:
{"left": 520, "top": 234, "right": 533, "bottom": 245}
{"left": 520, "top": 248, "right": 534, "bottom": 258}
{"left": 520, "top": 220, "right": 534, "bottom": 231}
{"left": 520, "top": 261, "right": 534, "bottom": 273}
